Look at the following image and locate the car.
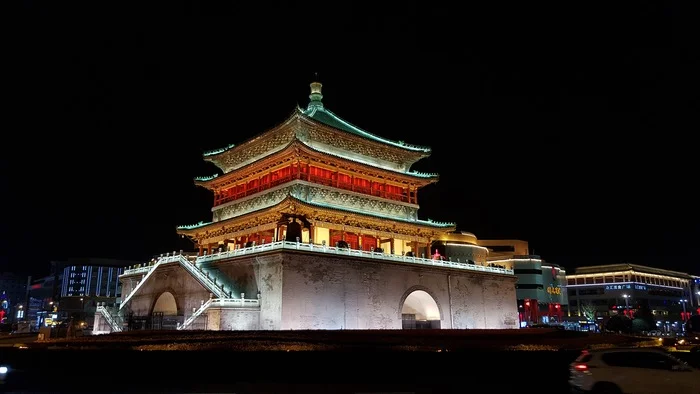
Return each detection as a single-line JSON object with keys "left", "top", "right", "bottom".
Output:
{"left": 675, "top": 335, "right": 700, "bottom": 353}
{"left": 569, "top": 347, "right": 699, "bottom": 393}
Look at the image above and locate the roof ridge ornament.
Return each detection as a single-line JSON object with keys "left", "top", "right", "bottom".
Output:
{"left": 308, "top": 77, "right": 323, "bottom": 110}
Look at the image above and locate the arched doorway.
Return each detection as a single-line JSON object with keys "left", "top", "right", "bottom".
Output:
{"left": 152, "top": 292, "right": 178, "bottom": 316}
{"left": 401, "top": 289, "right": 441, "bottom": 329}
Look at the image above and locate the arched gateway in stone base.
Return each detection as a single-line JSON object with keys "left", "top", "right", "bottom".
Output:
{"left": 400, "top": 286, "right": 443, "bottom": 329}
{"left": 103, "top": 80, "right": 520, "bottom": 333}
{"left": 152, "top": 291, "right": 178, "bottom": 316}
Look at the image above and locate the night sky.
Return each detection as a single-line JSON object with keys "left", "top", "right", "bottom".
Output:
{"left": 3, "top": 4, "right": 698, "bottom": 277}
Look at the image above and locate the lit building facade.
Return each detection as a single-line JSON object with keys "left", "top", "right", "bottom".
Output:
{"left": 476, "top": 240, "right": 568, "bottom": 326}
{"left": 50, "top": 258, "right": 138, "bottom": 327}
{"left": 27, "top": 275, "right": 58, "bottom": 329}
{"left": 566, "top": 264, "right": 697, "bottom": 333}
{"left": 693, "top": 276, "right": 700, "bottom": 310}
{"left": 101, "top": 80, "right": 522, "bottom": 333}
{"left": 0, "top": 273, "right": 29, "bottom": 323}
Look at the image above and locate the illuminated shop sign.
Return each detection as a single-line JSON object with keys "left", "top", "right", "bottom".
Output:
{"left": 605, "top": 284, "right": 631, "bottom": 290}
{"left": 604, "top": 284, "right": 648, "bottom": 291}
{"left": 546, "top": 286, "right": 561, "bottom": 295}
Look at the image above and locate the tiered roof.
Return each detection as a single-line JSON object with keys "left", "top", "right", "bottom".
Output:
{"left": 301, "top": 81, "right": 430, "bottom": 153}
{"left": 193, "top": 140, "right": 438, "bottom": 191}
{"left": 179, "top": 80, "right": 455, "bottom": 236}
{"left": 200, "top": 81, "right": 431, "bottom": 176}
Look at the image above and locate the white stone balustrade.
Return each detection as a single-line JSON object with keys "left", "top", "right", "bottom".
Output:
{"left": 121, "top": 241, "right": 514, "bottom": 277}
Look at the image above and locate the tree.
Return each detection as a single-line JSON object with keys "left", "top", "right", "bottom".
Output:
{"left": 686, "top": 315, "right": 700, "bottom": 334}
{"left": 605, "top": 315, "right": 633, "bottom": 333}
{"left": 632, "top": 318, "right": 650, "bottom": 332}
{"left": 634, "top": 303, "right": 655, "bottom": 330}
{"left": 579, "top": 301, "right": 597, "bottom": 321}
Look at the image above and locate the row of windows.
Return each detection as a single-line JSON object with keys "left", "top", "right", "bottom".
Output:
{"left": 568, "top": 287, "right": 685, "bottom": 298}
{"left": 568, "top": 274, "right": 687, "bottom": 288}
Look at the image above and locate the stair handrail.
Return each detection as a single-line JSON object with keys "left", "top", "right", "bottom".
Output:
{"left": 96, "top": 305, "right": 122, "bottom": 332}
{"left": 119, "top": 260, "right": 164, "bottom": 309}
{"left": 178, "top": 298, "right": 214, "bottom": 330}
{"left": 175, "top": 255, "right": 231, "bottom": 298}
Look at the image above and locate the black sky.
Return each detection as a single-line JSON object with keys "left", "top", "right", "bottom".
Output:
{"left": 3, "top": 3, "right": 699, "bottom": 277}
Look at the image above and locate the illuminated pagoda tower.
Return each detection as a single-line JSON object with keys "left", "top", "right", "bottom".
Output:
{"left": 104, "top": 80, "right": 517, "bottom": 333}
{"left": 181, "top": 80, "right": 454, "bottom": 258}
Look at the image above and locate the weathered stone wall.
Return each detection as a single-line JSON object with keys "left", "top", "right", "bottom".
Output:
{"left": 217, "top": 309, "right": 261, "bottom": 330}
{"left": 253, "top": 254, "right": 284, "bottom": 330}
{"left": 92, "top": 313, "right": 111, "bottom": 333}
{"left": 119, "top": 251, "right": 518, "bottom": 331}
{"left": 279, "top": 253, "right": 518, "bottom": 330}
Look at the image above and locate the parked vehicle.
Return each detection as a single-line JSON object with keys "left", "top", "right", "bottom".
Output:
{"left": 569, "top": 347, "right": 698, "bottom": 393}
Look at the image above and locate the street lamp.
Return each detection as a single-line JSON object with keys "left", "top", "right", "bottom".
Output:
{"left": 680, "top": 299, "right": 687, "bottom": 316}
{"left": 622, "top": 294, "right": 630, "bottom": 311}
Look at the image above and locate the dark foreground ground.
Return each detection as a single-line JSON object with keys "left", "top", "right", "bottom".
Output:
{"left": 1, "top": 329, "right": 697, "bottom": 393}
{"left": 1, "top": 348, "right": 697, "bottom": 393}
{"left": 28, "top": 328, "right": 656, "bottom": 351}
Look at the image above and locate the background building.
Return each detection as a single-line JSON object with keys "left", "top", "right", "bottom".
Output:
{"left": 0, "top": 272, "right": 30, "bottom": 324}
{"left": 27, "top": 275, "right": 59, "bottom": 329}
{"left": 476, "top": 240, "right": 568, "bottom": 327}
{"left": 49, "top": 258, "right": 138, "bottom": 327}
{"left": 693, "top": 276, "right": 700, "bottom": 312}
{"left": 565, "top": 264, "right": 696, "bottom": 333}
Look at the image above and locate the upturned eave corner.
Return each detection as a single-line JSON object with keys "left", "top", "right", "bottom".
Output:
{"left": 192, "top": 174, "right": 220, "bottom": 190}
{"left": 176, "top": 219, "right": 214, "bottom": 234}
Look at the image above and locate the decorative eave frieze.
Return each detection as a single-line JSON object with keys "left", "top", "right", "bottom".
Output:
{"left": 201, "top": 111, "right": 430, "bottom": 175}
{"left": 195, "top": 141, "right": 438, "bottom": 192}
{"left": 177, "top": 195, "right": 454, "bottom": 245}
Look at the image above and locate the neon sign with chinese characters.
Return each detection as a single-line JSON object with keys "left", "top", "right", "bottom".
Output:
{"left": 605, "top": 284, "right": 631, "bottom": 291}
{"left": 547, "top": 286, "right": 561, "bottom": 295}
